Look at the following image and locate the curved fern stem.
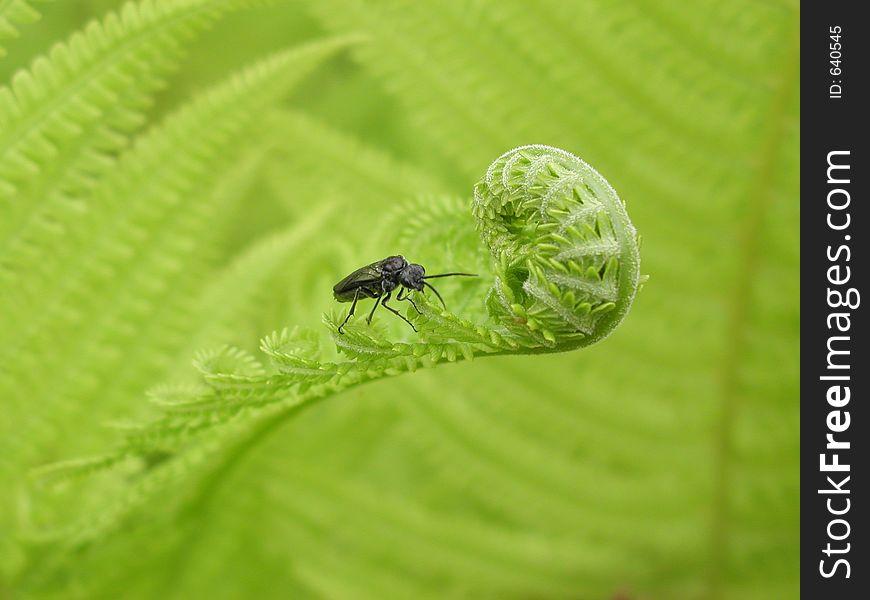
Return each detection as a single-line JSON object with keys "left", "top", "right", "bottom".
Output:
{"left": 29, "top": 145, "right": 642, "bottom": 546}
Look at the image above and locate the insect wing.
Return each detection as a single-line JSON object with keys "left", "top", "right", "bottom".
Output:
{"left": 333, "top": 262, "right": 383, "bottom": 295}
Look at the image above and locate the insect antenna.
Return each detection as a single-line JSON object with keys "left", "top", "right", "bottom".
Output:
{"left": 422, "top": 281, "right": 446, "bottom": 309}
{"left": 421, "top": 272, "right": 476, "bottom": 309}
{"left": 421, "top": 272, "right": 478, "bottom": 279}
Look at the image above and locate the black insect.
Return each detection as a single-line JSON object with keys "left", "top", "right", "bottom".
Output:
{"left": 333, "top": 255, "right": 476, "bottom": 333}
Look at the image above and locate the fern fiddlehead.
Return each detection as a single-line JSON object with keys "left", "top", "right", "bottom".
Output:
{"left": 30, "top": 145, "right": 642, "bottom": 544}
{"left": 474, "top": 145, "right": 641, "bottom": 350}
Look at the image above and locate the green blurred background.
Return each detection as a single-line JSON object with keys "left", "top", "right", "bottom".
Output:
{"left": 0, "top": 1, "right": 799, "bottom": 598}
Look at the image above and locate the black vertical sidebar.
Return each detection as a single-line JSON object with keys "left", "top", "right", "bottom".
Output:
{"left": 802, "top": 2, "right": 867, "bottom": 598}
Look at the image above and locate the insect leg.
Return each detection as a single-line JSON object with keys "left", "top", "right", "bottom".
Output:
{"left": 338, "top": 287, "right": 361, "bottom": 334}
{"left": 398, "top": 288, "right": 422, "bottom": 314}
{"left": 381, "top": 292, "right": 418, "bottom": 332}
{"left": 365, "top": 290, "right": 381, "bottom": 324}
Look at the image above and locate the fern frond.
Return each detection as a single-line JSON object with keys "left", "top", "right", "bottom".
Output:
{"left": 28, "top": 145, "right": 642, "bottom": 553}
{"left": 249, "top": 457, "right": 627, "bottom": 597}
{"left": 0, "top": 0, "right": 49, "bottom": 58}
{"left": 2, "top": 38, "right": 351, "bottom": 540}
{"left": 474, "top": 145, "right": 640, "bottom": 348}
{"left": 19, "top": 140, "right": 638, "bottom": 555}
{"left": 29, "top": 454, "right": 123, "bottom": 487}
{"left": 0, "top": 0, "right": 256, "bottom": 243}
{"left": 413, "top": 300, "right": 509, "bottom": 350}
{"left": 401, "top": 374, "right": 701, "bottom": 525}
{"left": 260, "top": 327, "right": 336, "bottom": 383}
{"left": 262, "top": 109, "right": 448, "bottom": 219}
{"left": 303, "top": 0, "right": 767, "bottom": 233}
{"left": 1, "top": 36, "right": 352, "bottom": 366}
{"left": 147, "top": 382, "right": 214, "bottom": 413}
{"left": 193, "top": 345, "right": 266, "bottom": 382}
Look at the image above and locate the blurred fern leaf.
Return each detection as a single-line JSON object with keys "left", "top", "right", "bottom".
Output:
{"left": 0, "top": 0, "right": 49, "bottom": 57}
